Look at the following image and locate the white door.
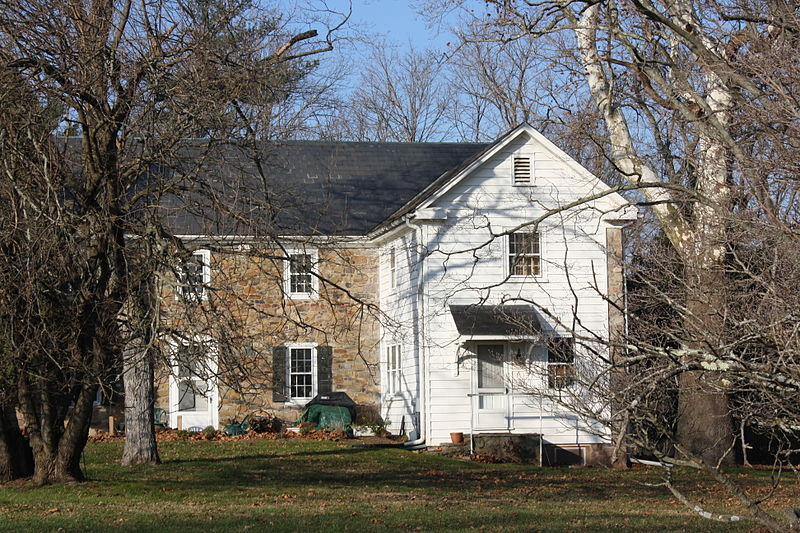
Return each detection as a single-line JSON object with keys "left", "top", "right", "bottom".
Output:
{"left": 474, "top": 344, "right": 510, "bottom": 430}
{"left": 169, "top": 340, "right": 218, "bottom": 429}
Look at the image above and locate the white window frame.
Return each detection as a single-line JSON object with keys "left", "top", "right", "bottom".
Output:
{"left": 177, "top": 249, "right": 211, "bottom": 301}
{"left": 283, "top": 248, "right": 318, "bottom": 300}
{"left": 385, "top": 344, "right": 402, "bottom": 395}
{"left": 168, "top": 335, "right": 219, "bottom": 429}
{"left": 286, "top": 343, "right": 318, "bottom": 404}
{"left": 389, "top": 247, "right": 397, "bottom": 290}
{"left": 507, "top": 231, "right": 543, "bottom": 278}
{"left": 512, "top": 153, "right": 533, "bottom": 186}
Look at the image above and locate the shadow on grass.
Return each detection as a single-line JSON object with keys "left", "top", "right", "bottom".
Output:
{"left": 94, "top": 442, "right": 670, "bottom": 504}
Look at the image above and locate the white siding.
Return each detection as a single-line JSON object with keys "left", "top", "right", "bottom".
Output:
{"left": 377, "top": 129, "right": 629, "bottom": 447}
{"left": 378, "top": 232, "right": 423, "bottom": 438}
{"left": 422, "top": 131, "right": 616, "bottom": 446}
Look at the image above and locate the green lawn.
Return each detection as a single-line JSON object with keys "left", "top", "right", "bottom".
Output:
{"left": 0, "top": 438, "right": 794, "bottom": 532}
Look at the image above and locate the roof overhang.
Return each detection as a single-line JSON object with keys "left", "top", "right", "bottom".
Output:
{"left": 450, "top": 304, "right": 545, "bottom": 341}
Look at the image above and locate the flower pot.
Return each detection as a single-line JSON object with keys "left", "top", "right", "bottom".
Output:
{"left": 450, "top": 432, "right": 464, "bottom": 444}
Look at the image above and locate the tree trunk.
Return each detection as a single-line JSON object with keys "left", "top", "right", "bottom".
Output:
{"left": 121, "top": 242, "right": 161, "bottom": 467}
{"left": 122, "top": 346, "right": 160, "bottom": 466}
{"left": 18, "top": 375, "right": 96, "bottom": 485}
{"left": 674, "top": 76, "right": 736, "bottom": 466}
{"left": 675, "top": 254, "right": 736, "bottom": 466}
{"left": 575, "top": 4, "right": 737, "bottom": 466}
{"left": 0, "top": 404, "right": 33, "bottom": 482}
{"left": 676, "top": 371, "right": 735, "bottom": 465}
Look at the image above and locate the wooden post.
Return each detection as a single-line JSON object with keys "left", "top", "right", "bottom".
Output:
{"left": 108, "top": 415, "right": 115, "bottom": 436}
{"left": 177, "top": 415, "right": 183, "bottom": 431}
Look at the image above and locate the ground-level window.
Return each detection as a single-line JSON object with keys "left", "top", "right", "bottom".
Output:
{"left": 288, "top": 345, "right": 316, "bottom": 401}
{"left": 273, "top": 344, "right": 331, "bottom": 404}
{"left": 508, "top": 232, "right": 541, "bottom": 276}
{"left": 284, "top": 249, "right": 318, "bottom": 299}
{"left": 175, "top": 340, "right": 214, "bottom": 411}
{"left": 547, "top": 337, "right": 575, "bottom": 389}
{"left": 386, "top": 344, "right": 401, "bottom": 394}
{"left": 476, "top": 344, "right": 505, "bottom": 410}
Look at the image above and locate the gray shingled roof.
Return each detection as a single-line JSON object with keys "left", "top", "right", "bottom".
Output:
{"left": 374, "top": 126, "right": 519, "bottom": 232}
{"left": 163, "top": 140, "right": 488, "bottom": 236}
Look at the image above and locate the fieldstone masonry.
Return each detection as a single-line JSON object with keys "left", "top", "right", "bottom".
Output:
{"left": 156, "top": 245, "right": 381, "bottom": 426}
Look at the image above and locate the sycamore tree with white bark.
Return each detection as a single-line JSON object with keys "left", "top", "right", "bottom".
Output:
{"left": 424, "top": 1, "right": 800, "bottom": 530}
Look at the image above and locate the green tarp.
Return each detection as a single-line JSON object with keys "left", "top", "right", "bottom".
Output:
{"left": 299, "top": 404, "right": 352, "bottom": 431}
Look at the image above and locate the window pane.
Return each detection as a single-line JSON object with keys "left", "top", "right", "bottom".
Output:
{"left": 479, "top": 394, "right": 503, "bottom": 410}
{"left": 390, "top": 248, "right": 397, "bottom": 287}
{"left": 548, "top": 364, "right": 576, "bottom": 389}
{"left": 291, "top": 374, "right": 312, "bottom": 398}
{"left": 547, "top": 338, "right": 575, "bottom": 363}
{"left": 547, "top": 338, "right": 575, "bottom": 389}
{"left": 477, "top": 345, "right": 504, "bottom": 389}
{"left": 178, "top": 381, "right": 209, "bottom": 411}
{"left": 291, "top": 348, "right": 312, "bottom": 372}
{"left": 290, "top": 254, "right": 311, "bottom": 272}
{"left": 289, "top": 348, "right": 314, "bottom": 399}
{"left": 177, "top": 344, "right": 203, "bottom": 377}
{"left": 179, "top": 253, "right": 207, "bottom": 300}
{"left": 512, "top": 255, "right": 541, "bottom": 276}
{"left": 509, "top": 232, "right": 541, "bottom": 276}
{"left": 289, "top": 254, "right": 313, "bottom": 294}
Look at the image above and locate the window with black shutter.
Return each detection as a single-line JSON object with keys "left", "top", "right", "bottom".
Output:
{"left": 273, "top": 345, "right": 333, "bottom": 402}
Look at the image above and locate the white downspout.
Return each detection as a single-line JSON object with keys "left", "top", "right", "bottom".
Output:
{"left": 404, "top": 215, "right": 427, "bottom": 448}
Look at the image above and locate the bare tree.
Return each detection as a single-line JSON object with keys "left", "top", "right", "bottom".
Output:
{"left": 326, "top": 45, "right": 454, "bottom": 142}
{"left": 418, "top": 0, "right": 800, "bottom": 529}
{"left": 447, "top": 38, "right": 553, "bottom": 136}
{"left": 440, "top": 0, "right": 798, "bottom": 457}
{"left": 0, "top": 0, "right": 345, "bottom": 482}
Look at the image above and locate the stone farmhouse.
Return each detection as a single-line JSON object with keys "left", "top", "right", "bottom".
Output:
{"left": 150, "top": 123, "right": 636, "bottom": 464}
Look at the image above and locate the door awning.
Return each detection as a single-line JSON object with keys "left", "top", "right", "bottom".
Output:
{"left": 449, "top": 304, "right": 545, "bottom": 341}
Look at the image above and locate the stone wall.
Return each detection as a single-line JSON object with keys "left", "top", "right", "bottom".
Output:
{"left": 155, "top": 244, "right": 381, "bottom": 426}
{"left": 437, "top": 434, "right": 618, "bottom": 467}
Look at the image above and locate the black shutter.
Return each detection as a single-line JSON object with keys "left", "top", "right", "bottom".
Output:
{"left": 317, "top": 345, "right": 333, "bottom": 394}
{"left": 272, "top": 346, "right": 287, "bottom": 402}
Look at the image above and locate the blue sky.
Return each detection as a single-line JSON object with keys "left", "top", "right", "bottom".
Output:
{"left": 348, "top": 0, "right": 450, "bottom": 48}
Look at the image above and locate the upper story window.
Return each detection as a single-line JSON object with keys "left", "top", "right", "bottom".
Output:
{"left": 547, "top": 337, "right": 575, "bottom": 389}
{"left": 508, "top": 232, "right": 541, "bottom": 277}
{"left": 386, "top": 344, "right": 402, "bottom": 395}
{"left": 284, "top": 249, "right": 318, "bottom": 299}
{"left": 513, "top": 156, "right": 532, "bottom": 185}
{"left": 177, "top": 249, "right": 210, "bottom": 301}
{"left": 389, "top": 247, "right": 397, "bottom": 289}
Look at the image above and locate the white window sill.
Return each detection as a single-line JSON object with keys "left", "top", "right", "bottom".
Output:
{"left": 508, "top": 275, "right": 548, "bottom": 283}
{"left": 287, "top": 398, "right": 313, "bottom": 406}
{"left": 285, "top": 293, "right": 317, "bottom": 301}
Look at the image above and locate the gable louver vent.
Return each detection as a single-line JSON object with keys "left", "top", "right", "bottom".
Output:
{"left": 513, "top": 156, "right": 532, "bottom": 184}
